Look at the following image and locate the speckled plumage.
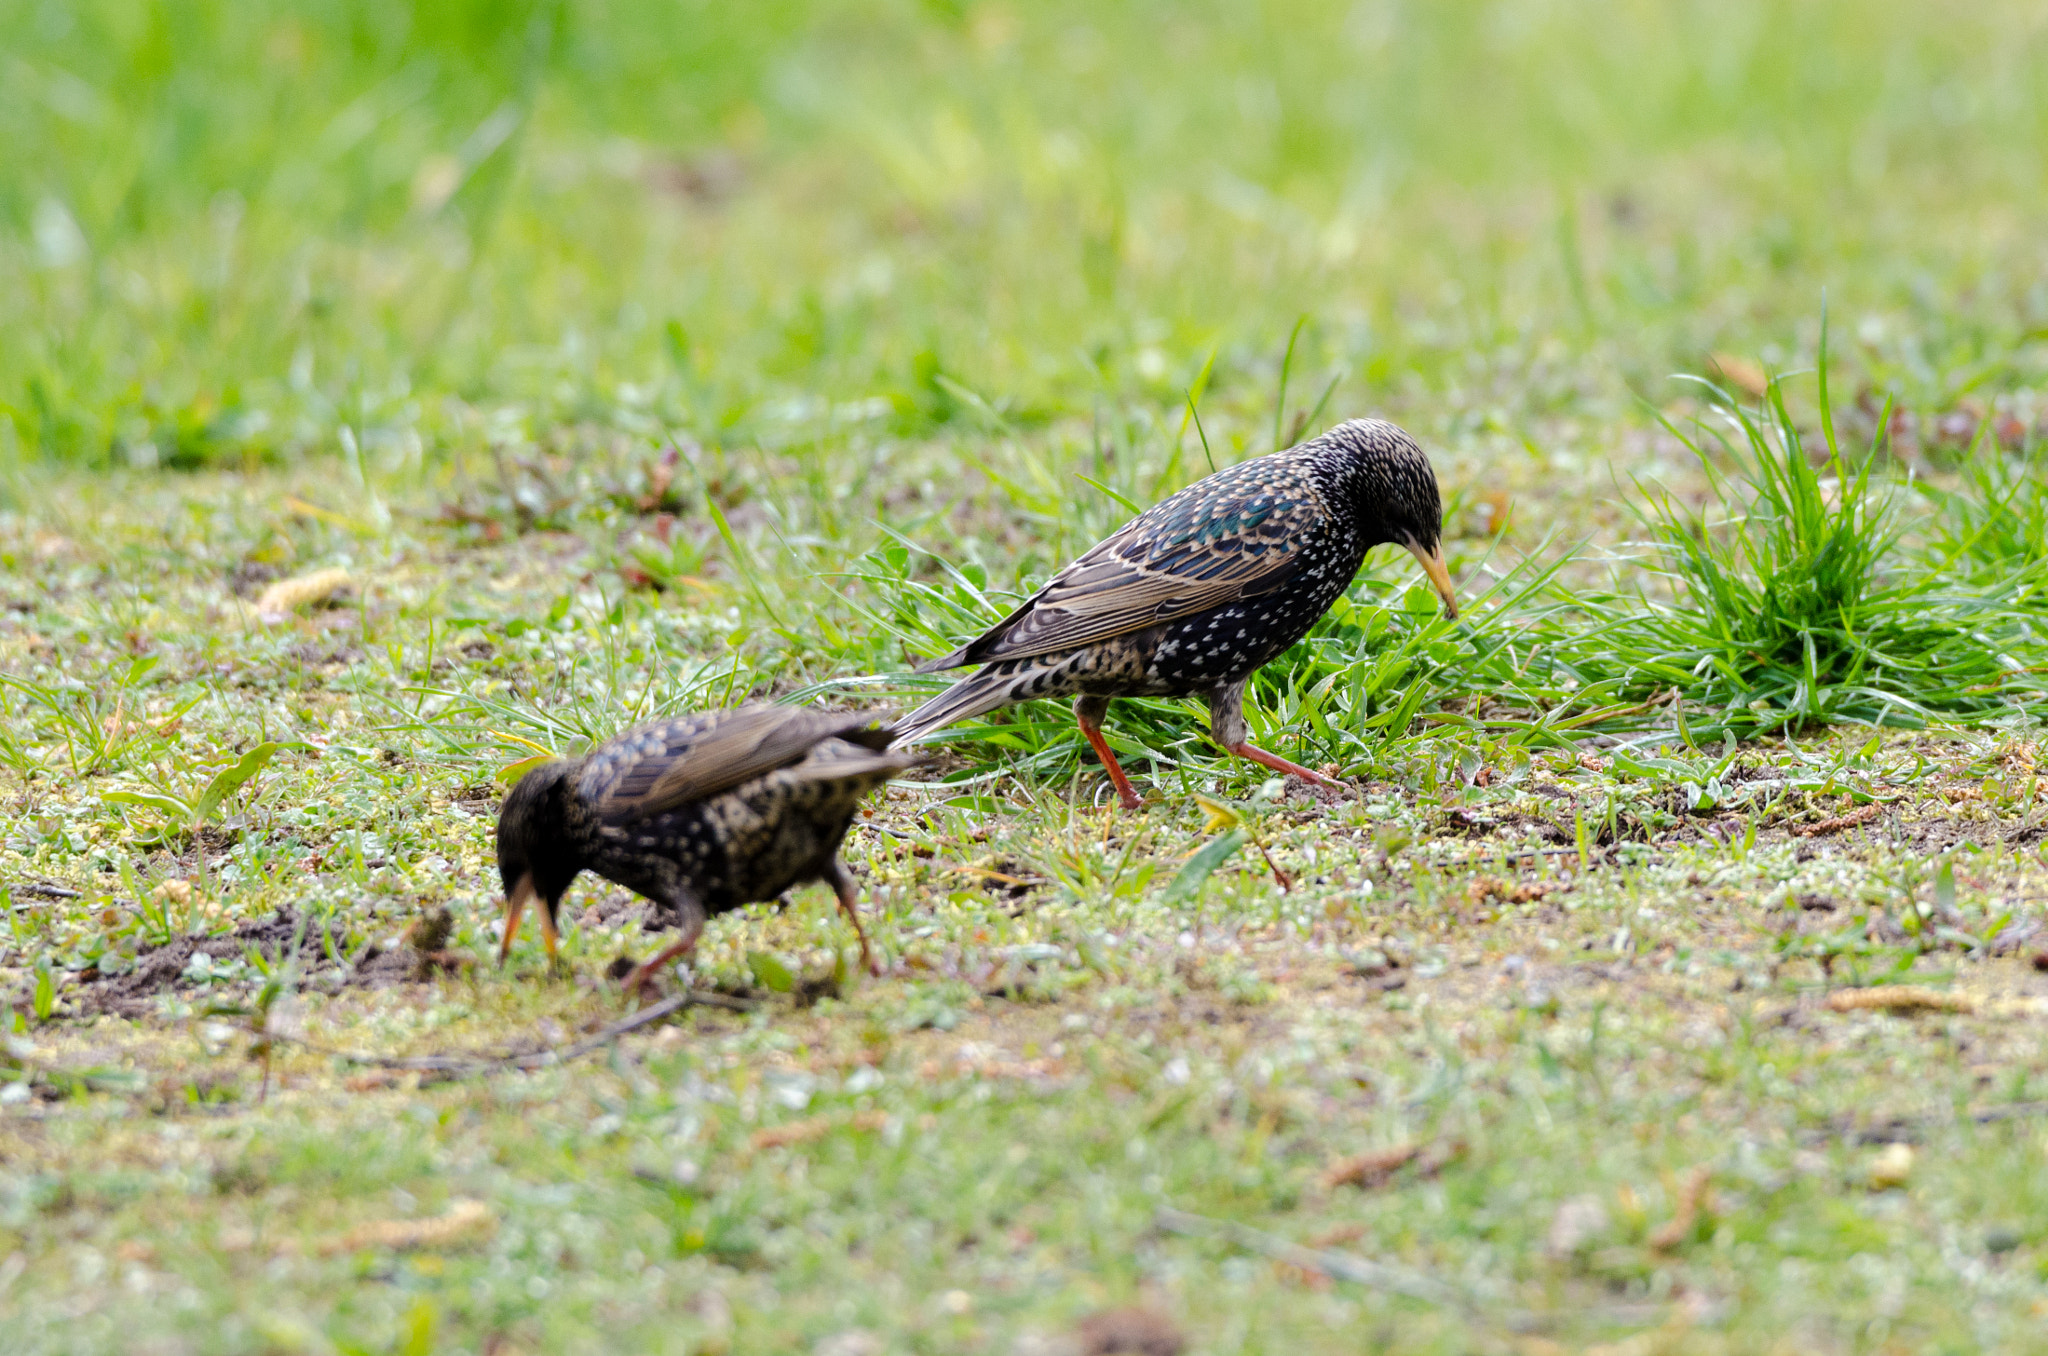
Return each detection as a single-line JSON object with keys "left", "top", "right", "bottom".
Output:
{"left": 495, "top": 705, "right": 911, "bottom": 989}
{"left": 894, "top": 419, "right": 1455, "bottom": 807}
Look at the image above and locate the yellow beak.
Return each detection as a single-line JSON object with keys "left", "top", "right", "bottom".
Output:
{"left": 1406, "top": 541, "right": 1459, "bottom": 619}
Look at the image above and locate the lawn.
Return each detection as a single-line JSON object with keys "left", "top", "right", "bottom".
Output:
{"left": 6, "top": 1, "right": 2048, "bottom": 1352}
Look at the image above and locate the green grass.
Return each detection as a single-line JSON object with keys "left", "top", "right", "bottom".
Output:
{"left": 1549, "top": 367, "right": 2048, "bottom": 738}
{"left": 7, "top": 2, "right": 2048, "bottom": 1353}
{"left": 7, "top": 0, "right": 2048, "bottom": 469}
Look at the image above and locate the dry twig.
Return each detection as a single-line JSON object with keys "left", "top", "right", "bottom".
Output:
{"left": 283, "top": 988, "right": 752, "bottom": 1080}
{"left": 1794, "top": 804, "right": 1881, "bottom": 837}
{"left": 1824, "top": 986, "right": 1976, "bottom": 1015}
{"left": 317, "top": 1199, "right": 496, "bottom": 1255}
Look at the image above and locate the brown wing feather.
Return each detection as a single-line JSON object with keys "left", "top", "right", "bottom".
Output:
{"left": 927, "top": 462, "right": 1327, "bottom": 668}
{"left": 584, "top": 706, "right": 895, "bottom": 823}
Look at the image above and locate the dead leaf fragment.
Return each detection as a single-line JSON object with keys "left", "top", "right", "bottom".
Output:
{"left": 342, "top": 1068, "right": 418, "bottom": 1093}
{"left": 1647, "top": 1166, "right": 1713, "bottom": 1251}
{"left": 1793, "top": 803, "right": 1881, "bottom": 837}
{"left": 318, "top": 1198, "right": 495, "bottom": 1255}
{"left": 1468, "top": 875, "right": 1550, "bottom": 906}
{"left": 1322, "top": 1143, "right": 1420, "bottom": 1190}
{"left": 1825, "top": 986, "right": 1976, "bottom": 1015}
{"left": 748, "top": 1109, "right": 888, "bottom": 1151}
{"left": 1478, "top": 489, "right": 1512, "bottom": 536}
{"left": 255, "top": 568, "right": 353, "bottom": 619}
{"left": 1707, "top": 352, "right": 1770, "bottom": 398}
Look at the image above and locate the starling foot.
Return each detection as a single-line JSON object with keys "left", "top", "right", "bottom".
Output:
{"left": 1075, "top": 695, "right": 1143, "bottom": 811}
{"left": 1226, "top": 740, "right": 1343, "bottom": 790}
{"left": 825, "top": 860, "right": 882, "bottom": 977}
{"left": 620, "top": 934, "right": 698, "bottom": 1003}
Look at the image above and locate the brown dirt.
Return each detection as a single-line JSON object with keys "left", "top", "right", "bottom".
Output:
{"left": 64, "top": 909, "right": 315, "bottom": 1018}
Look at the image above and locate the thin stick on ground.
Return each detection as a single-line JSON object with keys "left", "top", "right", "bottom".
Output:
{"left": 277, "top": 989, "right": 754, "bottom": 1080}
{"left": 1154, "top": 1206, "right": 1670, "bottom": 1333}
{"left": 10, "top": 881, "right": 82, "bottom": 900}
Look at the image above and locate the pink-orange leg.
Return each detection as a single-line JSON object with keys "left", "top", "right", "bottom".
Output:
{"left": 1075, "top": 696, "right": 1143, "bottom": 810}
{"left": 1225, "top": 740, "right": 1343, "bottom": 789}
{"left": 826, "top": 860, "right": 882, "bottom": 977}
{"left": 620, "top": 917, "right": 704, "bottom": 1002}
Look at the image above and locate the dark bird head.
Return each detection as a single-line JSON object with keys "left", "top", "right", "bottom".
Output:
{"left": 494, "top": 759, "right": 584, "bottom": 965}
{"left": 1315, "top": 418, "right": 1457, "bottom": 618}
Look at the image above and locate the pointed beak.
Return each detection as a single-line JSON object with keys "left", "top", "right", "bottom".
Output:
{"left": 499, "top": 873, "right": 536, "bottom": 965}
{"left": 1406, "top": 540, "right": 1459, "bottom": 619}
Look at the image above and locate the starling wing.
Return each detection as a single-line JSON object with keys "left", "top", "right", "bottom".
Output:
{"left": 581, "top": 706, "right": 896, "bottom": 824}
{"left": 919, "top": 459, "right": 1329, "bottom": 670}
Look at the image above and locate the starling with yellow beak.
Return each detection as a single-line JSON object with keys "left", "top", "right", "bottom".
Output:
{"left": 894, "top": 419, "right": 1457, "bottom": 808}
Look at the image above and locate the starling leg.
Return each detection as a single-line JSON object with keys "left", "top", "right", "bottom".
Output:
{"left": 1225, "top": 740, "right": 1343, "bottom": 788}
{"left": 1208, "top": 681, "right": 1343, "bottom": 790}
{"left": 824, "top": 858, "right": 881, "bottom": 977}
{"left": 1074, "top": 694, "right": 1143, "bottom": 811}
{"left": 619, "top": 888, "right": 706, "bottom": 1002}
{"left": 498, "top": 874, "right": 535, "bottom": 965}
{"left": 537, "top": 902, "right": 561, "bottom": 964}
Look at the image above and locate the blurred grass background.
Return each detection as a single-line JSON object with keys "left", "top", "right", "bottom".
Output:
{"left": 5, "top": 0, "right": 2047, "bottom": 469}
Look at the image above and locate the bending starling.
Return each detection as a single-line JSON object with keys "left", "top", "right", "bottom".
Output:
{"left": 494, "top": 705, "right": 913, "bottom": 994}
{"left": 893, "top": 419, "right": 1455, "bottom": 809}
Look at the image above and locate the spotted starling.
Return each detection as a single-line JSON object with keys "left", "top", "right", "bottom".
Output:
{"left": 892, "top": 419, "right": 1456, "bottom": 809}
{"left": 494, "top": 705, "right": 913, "bottom": 994}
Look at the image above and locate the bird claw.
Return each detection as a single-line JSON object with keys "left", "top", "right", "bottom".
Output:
{"left": 618, "top": 966, "right": 660, "bottom": 1005}
{"left": 618, "top": 939, "right": 696, "bottom": 1006}
{"left": 1227, "top": 741, "right": 1349, "bottom": 793}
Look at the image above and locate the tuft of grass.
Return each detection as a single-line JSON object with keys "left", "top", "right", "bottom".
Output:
{"left": 1552, "top": 366, "right": 2048, "bottom": 737}
{"left": 1926, "top": 439, "right": 2048, "bottom": 586}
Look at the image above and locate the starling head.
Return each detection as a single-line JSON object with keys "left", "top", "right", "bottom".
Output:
{"left": 495, "top": 760, "right": 583, "bottom": 963}
{"left": 1320, "top": 419, "right": 1456, "bottom": 617}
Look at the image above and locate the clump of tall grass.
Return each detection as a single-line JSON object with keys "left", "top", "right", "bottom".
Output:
{"left": 1561, "top": 363, "right": 2048, "bottom": 735}
{"left": 1923, "top": 441, "right": 2048, "bottom": 590}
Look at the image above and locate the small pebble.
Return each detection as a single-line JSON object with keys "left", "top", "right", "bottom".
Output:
{"left": 1869, "top": 1142, "right": 1915, "bottom": 1189}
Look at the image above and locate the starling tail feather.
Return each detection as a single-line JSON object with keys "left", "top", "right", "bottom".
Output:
{"left": 896, "top": 418, "right": 1454, "bottom": 807}
{"left": 893, "top": 659, "right": 1065, "bottom": 746}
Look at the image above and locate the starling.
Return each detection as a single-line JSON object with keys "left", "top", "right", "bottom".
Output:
{"left": 892, "top": 419, "right": 1455, "bottom": 809}
{"left": 494, "top": 705, "right": 913, "bottom": 994}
